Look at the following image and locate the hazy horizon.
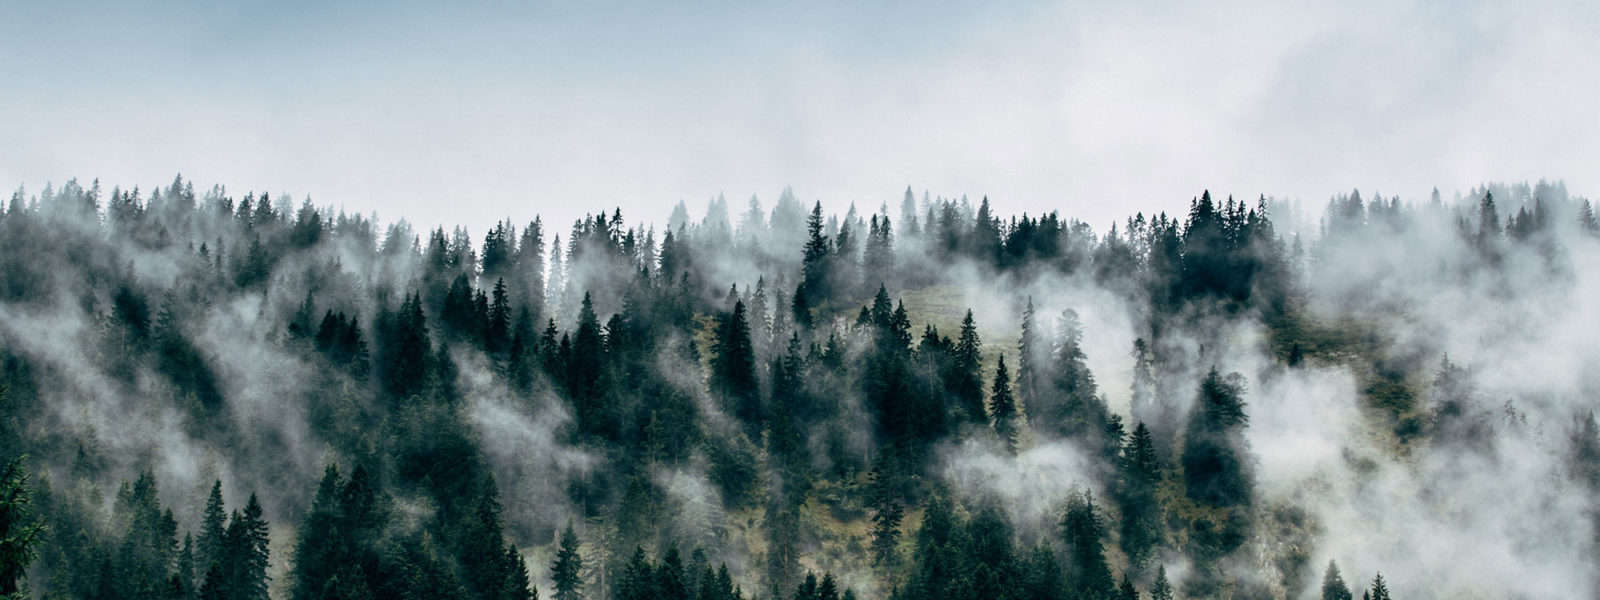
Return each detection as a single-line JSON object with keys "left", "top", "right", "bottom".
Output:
{"left": 6, "top": 1, "right": 1597, "bottom": 236}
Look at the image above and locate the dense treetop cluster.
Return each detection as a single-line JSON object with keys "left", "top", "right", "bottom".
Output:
{"left": 2, "top": 178, "right": 1598, "bottom": 599}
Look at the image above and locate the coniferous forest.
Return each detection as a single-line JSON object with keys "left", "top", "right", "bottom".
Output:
{"left": 3, "top": 178, "right": 1600, "bottom": 600}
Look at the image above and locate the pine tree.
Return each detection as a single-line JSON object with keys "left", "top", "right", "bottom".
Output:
{"left": 233, "top": 494, "right": 271, "bottom": 600}
{"left": 1117, "top": 422, "right": 1163, "bottom": 572}
{"left": 1321, "top": 561, "right": 1352, "bottom": 600}
{"left": 1129, "top": 338, "right": 1156, "bottom": 424}
{"left": 1060, "top": 491, "right": 1114, "bottom": 598}
{"left": 989, "top": 356, "right": 1018, "bottom": 451}
{"left": 866, "top": 457, "right": 903, "bottom": 569}
{"left": 551, "top": 523, "right": 584, "bottom": 600}
{"left": 1, "top": 456, "right": 43, "bottom": 598}
{"left": 1050, "top": 308, "right": 1105, "bottom": 440}
{"left": 1368, "top": 574, "right": 1390, "bottom": 600}
{"left": 801, "top": 202, "right": 832, "bottom": 304}
{"left": 1117, "top": 576, "right": 1138, "bottom": 600}
{"left": 1020, "top": 544, "right": 1065, "bottom": 600}
{"left": 199, "top": 480, "right": 227, "bottom": 574}
{"left": 1017, "top": 297, "right": 1043, "bottom": 422}
{"left": 568, "top": 292, "right": 607, "bottom": 437}
{"left": 712, "top": 299, "right": 761, "bottom": 428}
{"left": 1181, "top": 369, "right": 1252, "bottom": 509}
{"left": 954, "top": 310, "right": 985, "bottom": 423}
{"left": 862, "top": 215, "right": 895, "bottom": 295}
{"left": 506, "top": 544, "right": 536, "bottom": 600}
{"left": 486, "top": 277, "right": 512, "bottom": 354}
{"left": 1149, "top": 566, "right": 1173, "bottom": 600}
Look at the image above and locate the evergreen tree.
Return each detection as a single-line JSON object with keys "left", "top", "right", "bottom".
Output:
{"left": 953, "top": 310, "right": 985, "bottom": 423}
{"left": 1321, "top": 561, "right": 1352, "bottom": 600}
{"left": 568, "top": 292, "right": 608, "bottom": 437}
{"left": 231, "top": 494, "right": 271, "bottom": 600}
{"left": 989, "top": 356, "right": 1018, "bottom": 451}
{"left": 1060, "top": 491, "right": 1114, "bottom": 599}
{"left": 1, "top": 457, "right": 43, "bottom": 599}
{"left": 1049, "top": 309, "right": 1105, "bottom": 440}
{"left": 1181, "top": 369, "right": 1252, "bottom": 509}
{"left": 199, "top": 481, "right": 227, "bottom": 575}
{"left": 1148, "top": 566, "right": 1173, "bottom": 600}
{"left": 551, "top": 523, "right": 584, "bottom": 600}
{"left": 1128, "top": 338, "right": 1157, "bottom": 425}
{"left": 506, "top": 544, "right": 536, "bottom": 600}
{"left": 1020, "top": 544, "right": 1065, "bottom": 600}
{"left": 1117, "top": 576, "right": 1137, "bottom": 600}
{"left": 862, "top": 215, "right": 895, "bottom": 295}
{"left": 801, "top": 202, "right": 832, "bottom": 304}
{"left": 1117, "top": 422, "right": 1163, "bottom": 572}
{"left": 1016, "top": 297, "right": 1044, "bottom": 423}
{"left": 866, "top": 457, "right": 902, "bottom": 569}
{"left": 1367, "top": 574, "right": 1390, "bottom": 600}
{"left": 711, "top": 300, "right": 761, "bottom": 428}
{"left": 486, "top": 278, "right": 512, "bottom": 354}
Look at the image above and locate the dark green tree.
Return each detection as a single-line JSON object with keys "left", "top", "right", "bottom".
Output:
{"left": 1181, "top": 369, "right": 1252, "bottom": 509}
{"left": 1321, "top": 561, "right": 1352, "bottom": 600}
{"left": 800, "top": 202, "right": 832, "bottom": 304}
{"left": 866, "top": 457, "right": 903, "bottom": 569}
{"left": 1, "top": 457, "right": 43, "bottom": 599}
{"left": 1117, "top": 422, "right": 1163, "bottom": 573}
{"left": 486, "top": 277, "right": 512, "bottom": 354}
{"left": 199, "top": 481, "right": 227, "bottom": 576}
{"left": 953, "top": 310, "right": 985, "bottom": 423}
{"left": 568, "top": 292, "right": 609, "bottom": 437}
{"left": 1149, "top": 566, "right": 1173, "bottom": 600}
{"left": 1060, "top": 491, "right": 1114, "bottom": 599}
{"left": 551, "top": 523, "right": 584, "bottom": 600}
{"left": 1367, "top": 574, "right": 1390, "bottom": 600}
{"left": 989, "top": 356, "right": 1018, "bottom": 451}
{"left": 711, "top": 299, "right": 761, "bottom": 428}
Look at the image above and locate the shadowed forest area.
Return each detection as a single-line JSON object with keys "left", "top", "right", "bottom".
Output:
{"left": 2, "top": 179, "right": 1599, "bottom": 600}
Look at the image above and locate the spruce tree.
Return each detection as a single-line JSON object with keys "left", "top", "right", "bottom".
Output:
{"left": 486, "top": 277, "right": 512, "bottom": 354}
{"left": 1149, "top": 566, "right": 1173, "bottom": 600}
{"left": 1181, "top": 369, "right": 1252, "bottom": 509}
{"left": 1060, "top": 491, "right": 1114, "bottom": 598}
{"left": 989, "top": 356, "right": 1018, "bottom": 451}
{"left": 866, "top": 457, "right": 902, "bottom": 569}
{"left": 199, "top": 481, "right": 227, "bottom": 575}
{"left": 233, "top": 494, "right": 271, "bottom": 600}
{"left": 568, "top": 292, "right": 607, "bottom": 437}
{"left": 1321, "top": 561, "right": 1352, "bottom": 600}
{"left": 801, "top": 202, "right": 832, "bottom": 304}
{"left": 551, "top": 523, "right": 584, "bottom": 600}
{"left": 1368, "top": 574, "right": 1390, "bottom": 600}
{"left": 954, "top": 310, "right": 985, "bottom": 423}
{"left": 1017, "top": 297, "right": 1043, "bottom": 421}
{"left": 711, "top": 299, "right": 760, "bottom": 427}
{"left": 0, "top": 456, "right": 42, "bottom": 599}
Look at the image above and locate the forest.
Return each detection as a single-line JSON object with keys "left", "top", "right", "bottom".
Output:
{"left": 2, "top": 178, "right": 1598, "bottom": 600}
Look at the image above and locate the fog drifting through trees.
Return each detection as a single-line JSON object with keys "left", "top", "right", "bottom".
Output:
{"left": 2, "top": 178, "right": 1598, "bottom": 600}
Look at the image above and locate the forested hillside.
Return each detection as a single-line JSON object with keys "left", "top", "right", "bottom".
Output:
{"left": 2, "top": 179, "right": 1599, "bottom": 600}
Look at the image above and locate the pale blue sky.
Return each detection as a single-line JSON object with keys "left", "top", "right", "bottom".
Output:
{"left": 4, "top": 1, "right": 1596, "bottom": 236}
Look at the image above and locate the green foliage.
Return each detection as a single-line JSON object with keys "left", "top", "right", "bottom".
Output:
{"left": 712, "top": 299, "right": 761, "bottom": 429}
{"left": 1181, "top": 369, "right": 1252, "bottom": 510}
{"left": 988, "top": 356, "right": 1018, "bottom": 451}
{"left": 1321, "top": 560, "right": 1352, "bottom": 600}
{"left": 0, "top": 179, "right": 1447, "bottom": 600}
{"left": 1, "top": 456, "right": 43, "bottom": 599}
{"left": 552, "top": 523, "right": 585, "bottom": 600}
{"left": 1060, "top": 491, "right": 1114, "bottom": 599}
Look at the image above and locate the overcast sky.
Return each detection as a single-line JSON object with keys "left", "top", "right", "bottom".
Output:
{"left": 3, "top": 0, "right": 1597, "bottom": 237}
